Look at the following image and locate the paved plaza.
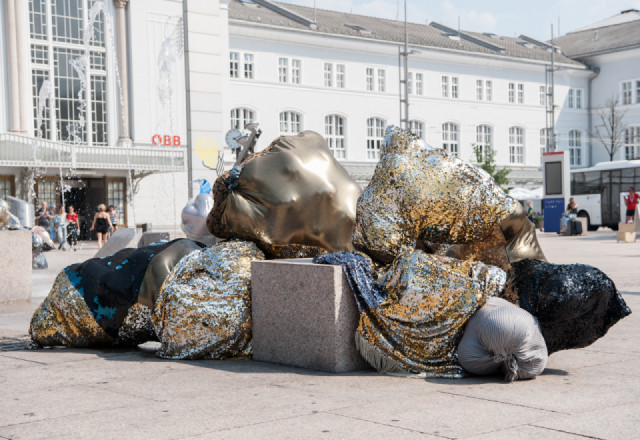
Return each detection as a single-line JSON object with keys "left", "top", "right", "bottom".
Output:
{"left": 0, "top": 231, "right": 638, "bottom": 439}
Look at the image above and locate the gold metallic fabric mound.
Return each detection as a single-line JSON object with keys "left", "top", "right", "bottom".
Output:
{"left": 153, "top": 240, "right": 265, "bottom": 359}
{"left": 356, "top": 250, "right": 507, "bottom": 377}
{"left": 207, "top": 131, "right": 361, "bottom": 258}
{"left": 353, "top": 127, "right": 545, "bottom": 265}
{"left": 30, "top": 271, "right": 114, "bottom": 347}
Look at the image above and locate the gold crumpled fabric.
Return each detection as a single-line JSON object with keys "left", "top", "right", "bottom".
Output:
{"left": 353, "top": 127, "right": 545, "bottom": 265}
{"left": 29, "top": 271, "right": 114, "bottom": 347}
{"left": 207, "top": 131, "right": 361, "bottom": 258}
{"left": 152, "top": 240, "right": 265, "bottom": 359}
{"left": 29, "top": 271, "right": 158, "bottom": 348}
{"left": 356, "top": 250, "right": 507, "bottom": 377}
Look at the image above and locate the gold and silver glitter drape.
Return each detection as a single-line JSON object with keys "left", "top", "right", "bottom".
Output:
{"left": 353, "top": 127, "right": 545, "bottom": 265}
{"left": 153, "top": 240, "right": 265, "bottom": 359}
{"left": 30, "top": 271, "right": 114, "bottom": 347}
{"left": 356, "top": 250, "right": 507, "bottom": 377}
{"left": 207, "top": 131, "right": 361, "bottom": 258}
{"left": 29, "top": 272, "right": 159, "bottom": 348}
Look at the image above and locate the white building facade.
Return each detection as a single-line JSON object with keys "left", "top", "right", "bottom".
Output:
{"left": 1, "top": 0, "right": 637, "bottom": 232}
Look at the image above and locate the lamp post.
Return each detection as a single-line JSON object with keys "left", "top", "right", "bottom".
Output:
{"left": 398, "top": 0, "right": 419, "bottom": 130}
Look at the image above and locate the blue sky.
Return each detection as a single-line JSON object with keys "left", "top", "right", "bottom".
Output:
{"left": 277, "top": 0, "right": 640, "bottom": 41}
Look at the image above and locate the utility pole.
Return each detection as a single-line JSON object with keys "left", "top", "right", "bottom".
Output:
{"left": 398, "top": 0, "right": 409, "bottom": 129}
{"left": 545, "top": 24, "right": 557, "bottom": 152}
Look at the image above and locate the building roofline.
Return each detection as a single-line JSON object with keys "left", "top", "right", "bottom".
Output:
{"left": 229, "top": 18, "right": 590, "bottom": 70}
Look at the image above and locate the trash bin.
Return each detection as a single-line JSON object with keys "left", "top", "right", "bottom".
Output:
{"left": 136, "top": 223, "right": 151, "bottom": 233}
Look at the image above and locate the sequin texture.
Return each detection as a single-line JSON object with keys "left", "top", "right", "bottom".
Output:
{"left": 153, "top": 240, "right": 265, "bottom": 359}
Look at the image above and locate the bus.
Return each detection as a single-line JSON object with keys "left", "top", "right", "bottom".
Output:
{"left": 570, "top": 160, "right": 640, "bottom": 230}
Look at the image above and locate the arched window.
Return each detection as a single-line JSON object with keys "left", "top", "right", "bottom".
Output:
{"left": 409, "top": 120, "right": 424, "bottom": 139}
{"left": 279, "top": 111, "right": 302, "bottom": 135}
{"left": 325, "top": 115, "right": 346, "bottom": 159}
{"left": 442, "top": 122, "right": 459, "bottom": 156}
{"left": 230, "top": 107, "right": 255, "bottom": 130}
{"left": 624, "top": 126, "right": 640, "bottom": 160}
{"left": 476, "top": 125, "right": 492, "bottom": 161}
{"left": 367, "top": 117, "right": 386, "bottom": 160}
{"left": 568, "top": 129, "right": 582, "bottom": 166}
{"left": 509, "top": 126, "right": 524, "bottom": 164}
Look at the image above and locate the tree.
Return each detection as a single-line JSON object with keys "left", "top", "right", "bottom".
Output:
{"left": 473, "top": 145, "right": 511, "bottom": 193}
{"left": 594, "top": 97, "right": 628, "bottom": 161}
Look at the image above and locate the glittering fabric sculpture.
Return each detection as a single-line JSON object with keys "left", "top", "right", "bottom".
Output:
{"left": 315, "top": 250, "right": 506, "bottom": 377}
{"left": 458, "top": 297, "right": 547, "bottom": 382}
{"left": 29, "top": 239, "right": 204, "bottom": 348}
{"left": 502, "top": 259, "right": 631, "bottom": 354}
{"left": 32, "top": 232, "right": 49, "bottom": 269}
{"left": 0, "top": 199, "right": 21, "bottom": 230}
{"left": 353, "top": 127, "right": 545, "bottom": 265}
{"left": 153, "top": 240, "right": 265, "bottom": 359}
{"left": 207, "top": 131, "right": 361, "bottom": 258}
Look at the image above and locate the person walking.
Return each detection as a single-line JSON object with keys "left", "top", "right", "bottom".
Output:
{"left": 35, "top": 201, "right": 53, "bottom": 229}
{"left": 66, "top": 205, "right": 80, "bottom": 251}
{"left": 624, "top": 187, "right": 639, "bottom": 224}
{"left": 54, "top": 205, "right": 68, "bottom": 250}
{"left": 90, "top": 204, "right": 113, "bottom": 249}
{"left": 107, "top": 205, "right": 119, "bottom": 234}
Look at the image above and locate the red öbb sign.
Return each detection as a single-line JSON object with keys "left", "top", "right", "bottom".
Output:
{"left": 152, "top": 135, "right": 181, "bottom": 146}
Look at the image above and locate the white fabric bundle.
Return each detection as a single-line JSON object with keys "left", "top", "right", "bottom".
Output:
{"left": 458, "top": 297, "right": 548, "bottom": 382}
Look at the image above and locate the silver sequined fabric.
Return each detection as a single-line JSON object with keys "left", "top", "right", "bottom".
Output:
{"left": 153, "top": 240, "right": 265, "bottom": 359}
{"left": 357, "top": 250, "right": 507, "bottom": 377}
{"left": 353, "top": 127, "right": 517, "bottom": 264}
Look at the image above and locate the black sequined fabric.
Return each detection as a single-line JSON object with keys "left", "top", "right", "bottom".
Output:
{"left": 313, "top": 252, "right": 387, "bottom": 313}
{"left": 503, "top": 259, "right": 631, "bottom": 354}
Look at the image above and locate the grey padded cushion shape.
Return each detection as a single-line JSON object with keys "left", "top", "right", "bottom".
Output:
{"left": 458, "top": 297, "right": 548, "bottom": 382}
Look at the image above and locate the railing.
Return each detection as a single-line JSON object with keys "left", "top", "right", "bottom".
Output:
{"left": 0, "top": 132, "right": 186, "bottom": 172}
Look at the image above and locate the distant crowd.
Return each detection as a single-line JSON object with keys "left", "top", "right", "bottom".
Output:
{"left": 35, "top": 202, "right": 119, "bottom": 250}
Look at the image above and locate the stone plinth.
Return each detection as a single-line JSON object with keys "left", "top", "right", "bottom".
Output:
{"left": 94, "top": 228, "right": 142, "bottom": 258}
{"left": 137, "top": 232, "right": 170, "bottom": 247}
{"left": 0, "top": 230, "right": 32, "bottom": 303}
{"left": 251, "top": 259, "right": 369, "bottom": 373}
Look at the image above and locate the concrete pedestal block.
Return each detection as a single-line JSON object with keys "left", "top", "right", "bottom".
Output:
{"left": 616, "top": 231, "right": 636, "bottom": 243}
{"left": 251, "top": 259, "right": 369, "bottom": 373}
{"left": 0, "top": 230, "right": 32, "bottom": 303}
{"left": 94, "top": 228, "right": 142, "bottom": 258}
{"left": 137, "top": 232, "right": 170, "bottom": 247}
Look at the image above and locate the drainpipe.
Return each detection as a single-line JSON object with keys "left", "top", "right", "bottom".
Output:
{"left": 587, "top": 66, "right": 600, "bottom": 167}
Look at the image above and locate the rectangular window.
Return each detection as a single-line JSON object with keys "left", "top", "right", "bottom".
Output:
{"left": 291, "top": 59, "right": 301, "bottom": 84}
{"left": 407, "top": 72, "right": 413, "bottom": 95}
{"left": 576, "top": 89, "right": 582, "bottom": 109}
{"left": 509, "top": 83, "right": 515, "bottom": 103}
{"left": 540, "top": 85, "right": 545, "bottom": 106}
{"left": 636, "top": 81, "right": 640, "bottom": 104}
{"left": 230, "top": 52, "right": 239, "bottom": 78}
{"left": 336, "top": 64, "right": 345, "bottom": 88}
{"left": 0, "top": 176, "right": 15, "bottom": 200}
{"left": 366, "top": 67, "right": 374, "bottom": 91}
{"left": 324, "top": 63, "right": 333, "bottom": 87}
{"left": 517, "top": 83, "right": 524, "bottom": 103}
{"left": 568, "top": 89, "right": 574, "bottom": 108}
{"left": 442, "top": 76, "right": 449, "bottom": 98}
{"left": 278, "top": 57, "right": 288, "bottom": 83}
{"left": 377, "top": 69, "right": 386, "bottom": 92}
{"left": 106, "top": 179, "right": 126, "bottom": 225}
{"left": 622, "top": 81, "right": 632, "bottom": 105}
{"left": 486, "top": 80, "right": 492, "bottom": 101}
{"left": 415, "top": 73, "right": 423, "bottom": 95}
{"left": 451, "top": 77, "right": 459, "bottom": 98}
{"left": 476, "top": 80, "right": 483, "bottom": 101}
{"left": 244, "top": 53, "right": 254, "bottom": 79}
